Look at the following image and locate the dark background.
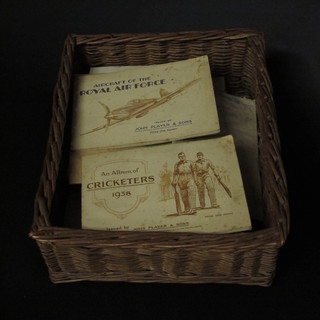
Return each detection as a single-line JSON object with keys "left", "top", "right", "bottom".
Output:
{"left": 1, "top": 1, "right": 320, "bottom": 319}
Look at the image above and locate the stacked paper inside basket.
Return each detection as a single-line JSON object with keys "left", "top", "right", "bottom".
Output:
{"left": 69, "top": 55, "right": 261, "bottom": 233}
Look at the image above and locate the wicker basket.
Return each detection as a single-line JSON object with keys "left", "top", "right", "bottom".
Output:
{"left": 30, "top": 29, "right": 289, "bottom": 286}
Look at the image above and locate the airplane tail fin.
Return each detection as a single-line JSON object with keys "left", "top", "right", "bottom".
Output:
{"left": 99, "top": 101, "right": 111, "bottom": 131}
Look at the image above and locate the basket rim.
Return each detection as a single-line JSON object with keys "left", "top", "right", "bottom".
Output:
{"left": 71, "top": 28, "right": 264, "bottom": 44}
{"left": 29, "top": 224, "right": 283, "bottom": 249}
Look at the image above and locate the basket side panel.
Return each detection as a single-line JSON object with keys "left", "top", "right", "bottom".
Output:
{"left": 43, "top": 241, "right": 278, "bottom": 286}
{"left": 32, "top": 35, "right": 75, "bottom": 232}
{"left": 248, "top": 38, "right": 290, "bottom": 243}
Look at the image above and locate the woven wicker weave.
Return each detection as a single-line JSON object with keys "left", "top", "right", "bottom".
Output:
{"left": 30, "top": 29, "right": 289, "bottom": 286}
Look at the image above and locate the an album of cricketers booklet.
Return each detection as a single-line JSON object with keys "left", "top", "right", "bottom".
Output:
{"left": 81, "top": 135, "right": 252, "bottom": 233}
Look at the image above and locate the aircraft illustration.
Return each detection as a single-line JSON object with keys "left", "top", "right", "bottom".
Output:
{"left": 80, "top": 77, "right": 201, "bottom": 136}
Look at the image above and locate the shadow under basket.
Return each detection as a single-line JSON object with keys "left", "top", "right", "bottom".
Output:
{"left": 29, "top": 30, "right": 289, "bottom": 286}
